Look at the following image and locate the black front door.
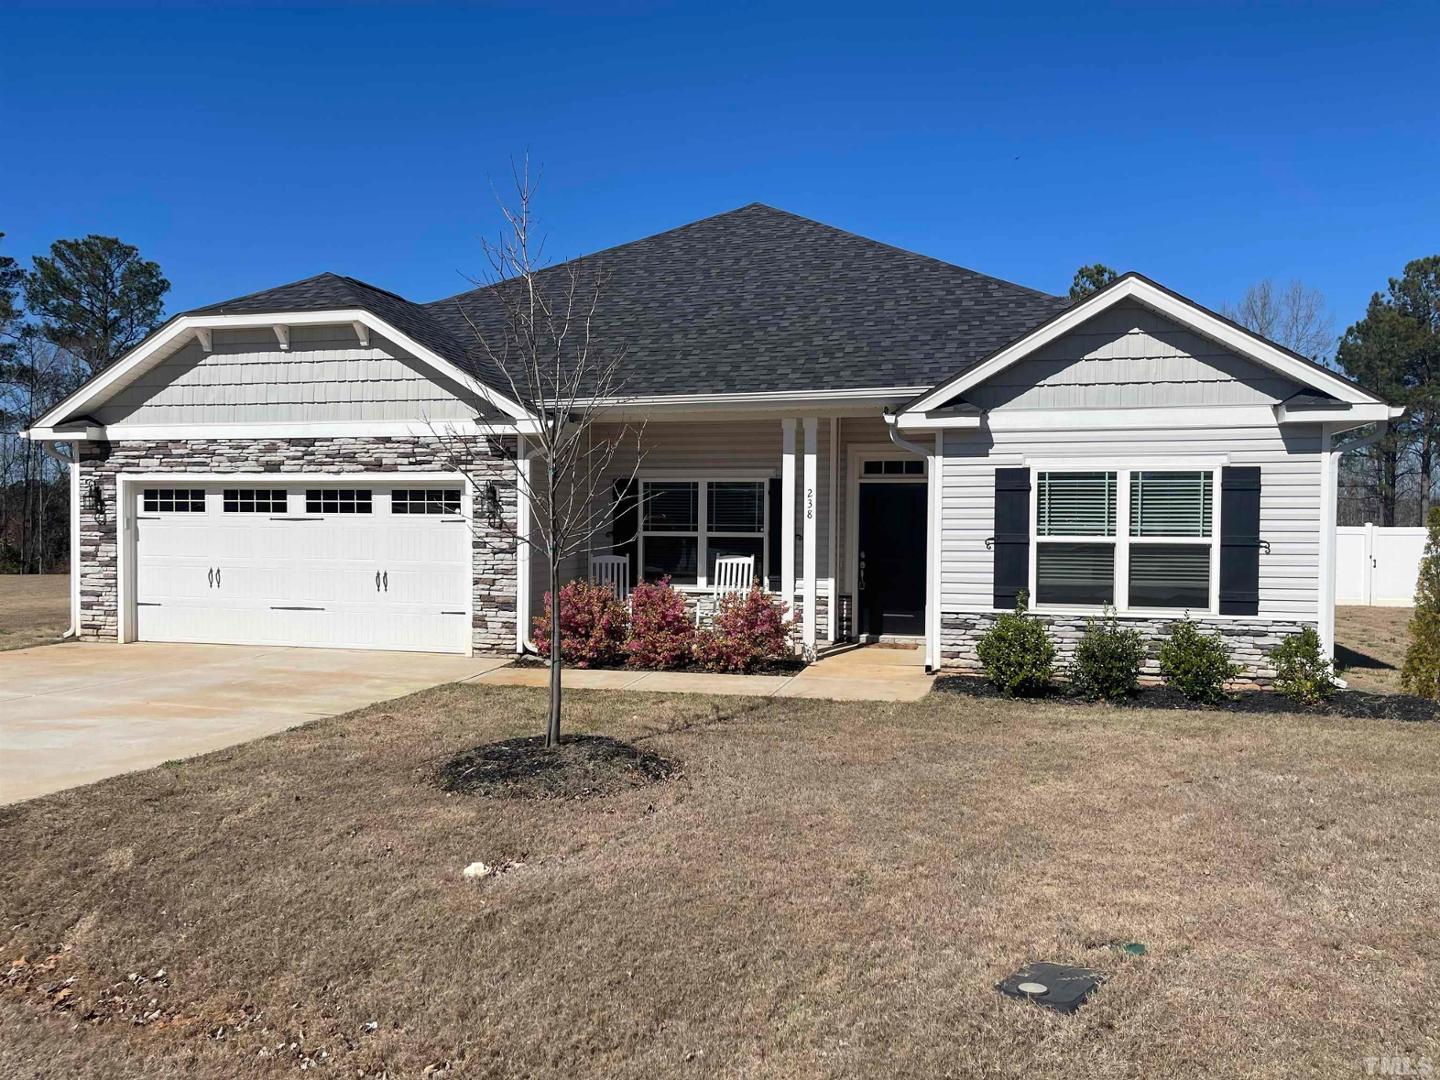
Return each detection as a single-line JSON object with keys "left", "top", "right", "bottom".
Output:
{"left": 858, "top": 483, "right": 927, "bottom": 637}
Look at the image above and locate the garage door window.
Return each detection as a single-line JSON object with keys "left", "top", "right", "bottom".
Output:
{"left": 223, "top": 489, "right": 287, "bottom": 513}
{"left": 143, "top": 488, "right": 205, "bottom": 513}
{"left": 306, "top": 489, "right": 372, "bottom": 514}
{"left": 392, "top": 489, "right": 462, "bottom": 515}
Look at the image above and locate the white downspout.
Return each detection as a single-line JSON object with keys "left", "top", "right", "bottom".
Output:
{"left": 38, "top": 440, "right": 80, "bottom": 640}
{"left": 513, "top": 435, "right": 541, "bottom": 655}
{"left": 884, "top": 413, "right": 938, "bottom": 671}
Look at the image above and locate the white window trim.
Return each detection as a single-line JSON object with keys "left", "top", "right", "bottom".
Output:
{"left": 638, "top": 476, "right": 770, "bottom": 591}
{"left": 1027, "top": 465, "right": 1222, "bottom": 619}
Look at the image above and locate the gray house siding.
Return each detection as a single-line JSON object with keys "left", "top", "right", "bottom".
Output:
{"left": 937, "top": 421, "right": 1325, "bottom": 679}
{"left": 94, "top": 325, "right": 502, "bottom": 426}
{"left": 961, "top": 301, "right": 1304, "bottom": 412}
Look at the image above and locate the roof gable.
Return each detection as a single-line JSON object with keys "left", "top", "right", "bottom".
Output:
{"left": 905, "top": 273, "right": 1387, "bottom": 415}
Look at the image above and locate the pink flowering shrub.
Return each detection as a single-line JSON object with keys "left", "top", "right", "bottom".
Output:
{"left": 625, "top": 577, "right": 695, "bottom": 669}
{"left": 693, "top": 584, "right": 793, "bottom": 673}
{"left": 531, "top": 579, "right": 629, "bottom": 667}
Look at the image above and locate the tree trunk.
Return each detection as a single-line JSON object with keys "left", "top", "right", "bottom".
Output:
{"left": 546, "top": 551, "right": 562, "bottom": 748}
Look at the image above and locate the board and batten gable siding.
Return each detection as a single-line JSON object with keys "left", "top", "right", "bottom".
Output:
{"left": 939, "top": 422, "right": 1326, "bottom": 621}
{"left": 93, "top": 325, "right": 502, "bottom": 426}
{"left": 961, "top": 300, "right": 1304, "bottom": 412}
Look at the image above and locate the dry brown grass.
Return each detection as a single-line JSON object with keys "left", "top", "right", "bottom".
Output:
{"left": 3, "top": 685, "right": 1439, "bottom": 1079}
{"left": 1335, "top": 605, "right": 1414, "bottom": 693}
{"left": 0, "top": 574, "right": 70, "bottom": 651}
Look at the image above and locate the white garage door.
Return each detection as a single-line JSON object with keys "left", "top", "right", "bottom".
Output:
{"left": 132, "top": 481, "right": 472, "bottom": 653}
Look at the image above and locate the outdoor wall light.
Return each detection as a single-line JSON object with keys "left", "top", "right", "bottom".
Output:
{"left": 87, "top": 478, "right": 106, "bottom": 524}
{"left": 484, "top": 481, "right": 503, "bottom": 527}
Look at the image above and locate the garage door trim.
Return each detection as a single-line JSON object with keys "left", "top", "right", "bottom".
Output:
{"left": 116, "top": 471, "right": 475, "bottom": 652}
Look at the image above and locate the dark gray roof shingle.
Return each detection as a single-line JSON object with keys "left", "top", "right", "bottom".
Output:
{"left": 185, "top": 206, "right": 1067, "bottom": 404}
{"left": 424, "top": 204, "right": 1066, "bottom": 398}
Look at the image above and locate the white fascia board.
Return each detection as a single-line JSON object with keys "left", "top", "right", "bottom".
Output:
{"left": 893, "top": 412, "right": 982, "bottom": 431}
{"left": 1273, "top": 401, "right": 1399, "bottom": 425}
{"left": 32, "top": 309, "right": 534, "bottom": 430}
{"left": 583, "top": 385, "right": 928, "bottom": 412}
{"left": 54, "top": 419, "right": 533, "bottom": 441}
{"left": 908, "top": 276, "right": 1384, "bottom": 414}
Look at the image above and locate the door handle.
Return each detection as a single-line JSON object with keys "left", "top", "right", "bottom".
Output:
{"left": 216, "top": 568, "right": 221, "bottom": 587}
{"left": 383, "top": 571, "right": 388, "bottom": 592}
{"left": 208, "top": 567, "right": 214, "bottom": 588}
{"left": 376, "top": 571, "right": 381, "bottom": 592}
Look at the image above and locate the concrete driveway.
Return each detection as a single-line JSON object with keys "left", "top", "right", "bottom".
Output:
{"left": 0, "top": 642, "right": 508, "bottom": 805}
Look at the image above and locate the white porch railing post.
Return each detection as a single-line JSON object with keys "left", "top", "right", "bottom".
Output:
{"left": 802, "top": 417, "right": 818, "bottom": 652}
{"left": 781, "top": 419, "right": 797, "bottom": 615}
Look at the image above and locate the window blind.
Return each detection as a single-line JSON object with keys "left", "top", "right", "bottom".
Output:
{"left": 1130, "top": 472, "right": 1213, "bottom": 537}
{"left": 1037, "top": 472, "right": 1116, "bottom": 536}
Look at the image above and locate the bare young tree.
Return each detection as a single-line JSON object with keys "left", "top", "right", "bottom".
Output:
{"left": 1222, "top": 279, "right": 1335, "bottom": 362}
{"left": 436, "top": 164, "right": 643, "bottom": 747}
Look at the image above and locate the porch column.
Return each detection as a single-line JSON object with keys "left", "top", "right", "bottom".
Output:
{"left": 514, "top": 435, "right": 532, "bottom": 654}
{"left": 802, "top": 417, "right": 818, "bottom": 651}
{"left": 781, "top": 419, "right": 796, "bottom": 608}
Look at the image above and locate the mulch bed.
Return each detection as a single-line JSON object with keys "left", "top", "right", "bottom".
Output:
{"left": 932, "top": 675, "right": 1439, "bottom": 723}
{"left": 436, "top": 734, "right": 679, "bottom": 799}
{"left": 510, "top": 655, "right": 808, "bottom": 676}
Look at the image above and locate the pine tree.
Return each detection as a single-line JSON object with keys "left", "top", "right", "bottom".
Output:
{"left": 1402, "top": 506, "right": 1440, "bottom": 700}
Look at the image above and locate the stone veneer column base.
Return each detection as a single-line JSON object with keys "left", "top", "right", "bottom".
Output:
{"left": 941, "top": 611, "right": 1316, "bottom": 684}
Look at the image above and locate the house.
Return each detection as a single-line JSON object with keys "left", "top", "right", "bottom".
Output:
{"left": 23, "top": 205, "right": 1401, "bottom": 676}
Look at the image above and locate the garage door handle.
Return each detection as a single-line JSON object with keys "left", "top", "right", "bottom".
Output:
{"left": 376, "top": 571, "right": 381, "bottom": 592}
{"left": 216, "top": 568, "right": 222, "bottom": 587}
{"left": 271, "top": 605, "right": 325, "bottom": 611}
{"left": 383, "top": 571, "right": 388, "bottom": 591}
{"left": 208, "top": 567, "right": 214, "bottom": 588}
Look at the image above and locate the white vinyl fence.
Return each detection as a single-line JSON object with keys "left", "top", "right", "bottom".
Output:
{"left": 1336, "top": 523, "right": 1428, "bottom": 606}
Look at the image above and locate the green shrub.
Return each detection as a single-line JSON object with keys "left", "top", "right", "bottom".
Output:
{"left": 1271, "top": 626, "right": 1337, "bottom": 703}
{"left": 1069, "top": 607, "right": 1145, "bottom": 702}
{"left": 975, "top": 593, "right": 1055, "bottom": 697}
{"left": 1401, "top": 506, "right": 1440, "bottom": 701}
{"left": 1158, "top": 618, "right": 1239, "bottom": 704}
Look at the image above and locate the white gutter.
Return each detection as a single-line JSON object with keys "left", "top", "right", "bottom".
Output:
{"left": 38, "top": 441, "right": 80, "bottom": 640}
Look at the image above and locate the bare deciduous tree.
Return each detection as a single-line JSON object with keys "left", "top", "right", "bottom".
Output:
{"left": 434, "top": 164, "right": 643, "bottom": 747}
{"left": 1222, "top": 279, "right": 1335, "bottom": 362}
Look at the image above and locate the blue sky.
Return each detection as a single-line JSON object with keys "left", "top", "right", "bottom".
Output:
{"left": 3, "top": 2, "right": 1437, "bottom": 343}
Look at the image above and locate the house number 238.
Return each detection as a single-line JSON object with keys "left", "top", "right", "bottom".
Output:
{"left": 806, "top": 488, "right": 814, "bottom": 520}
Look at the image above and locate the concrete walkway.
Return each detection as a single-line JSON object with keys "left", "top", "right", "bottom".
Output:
{"left": 475, "top": 643, "right": 935, "bottom": 701}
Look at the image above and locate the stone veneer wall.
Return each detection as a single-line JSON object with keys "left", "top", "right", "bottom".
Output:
{"left": 76, "top": 436, "right": 519, "bottom": 652}
{"left": 941, "top": 611, "right": 1316, "bottom": 683}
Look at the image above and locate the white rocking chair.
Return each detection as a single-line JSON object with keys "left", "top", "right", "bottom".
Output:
{"left": 696, "top": 554, "right": 755, "bottom": 625}
{"left": 589, "top": 554, "right": 631, "bottom": 601}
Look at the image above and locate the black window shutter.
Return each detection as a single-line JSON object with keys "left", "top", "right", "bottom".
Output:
{"left": 993, "top": 467, "right": 1031, "bottom": 610}
{"left": 612, "top": 479, "right": 639, "bottom": 584}
{"left": 1219, "top": 466, "right": 1261, "bottom": 615}
{"left": 767, "top": 477, "right": 782, "bottom": 591}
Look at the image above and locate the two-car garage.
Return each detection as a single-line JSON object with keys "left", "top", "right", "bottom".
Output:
{"left": 126, "top": 477, "right": 474, "bottom": 654}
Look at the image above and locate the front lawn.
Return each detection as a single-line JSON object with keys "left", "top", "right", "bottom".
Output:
{"left": 3, "top": 686, "right": 1439, "bottom": 1078}
{"left": 0, "top": 574, "right": 69, "bottom": 651}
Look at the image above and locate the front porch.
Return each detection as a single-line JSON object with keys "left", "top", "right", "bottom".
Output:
{"left": 516, "top": 411, "right": 942, "bottom": 668}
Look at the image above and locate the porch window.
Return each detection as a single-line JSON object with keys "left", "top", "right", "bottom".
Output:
{"left": 640, "top": 479, "right": 767, "bottom": 588}
{"left": 1033, "top": 468, "right": 1217, "bottom": 613}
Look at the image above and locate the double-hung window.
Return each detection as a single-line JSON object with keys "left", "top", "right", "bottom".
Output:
{"left": 1033, "top": 468, "right": 1217, "bottom": 613}
{"left": 639, "top": 479, "right": 767, "bottom": 588}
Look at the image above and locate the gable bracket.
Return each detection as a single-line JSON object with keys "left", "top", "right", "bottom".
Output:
{"left": 272, "top": 324, "right": 291, "bottom": 350}
{"left": 352, "top": 321, "right": 370, "bottom": 349}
